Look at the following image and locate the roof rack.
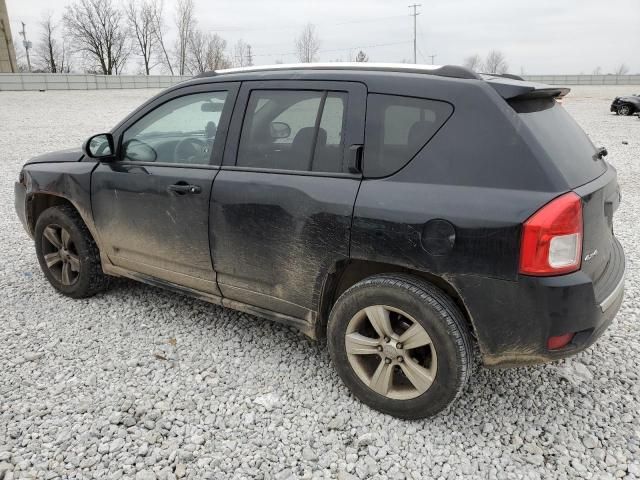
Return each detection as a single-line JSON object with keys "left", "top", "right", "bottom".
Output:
{"left": 194, "top": 63, "right": 480, "bottom": 80}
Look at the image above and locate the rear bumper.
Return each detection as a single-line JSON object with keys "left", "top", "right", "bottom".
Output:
{"left": 14, "top": 181, "right": 31, "bottom": 237}
{"left": 453, "top": 238, "right": 626, "bottom": 367}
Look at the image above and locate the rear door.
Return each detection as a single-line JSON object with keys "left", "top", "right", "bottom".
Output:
{"left": 210, "top": 80, "right": 366, "bottom": 320}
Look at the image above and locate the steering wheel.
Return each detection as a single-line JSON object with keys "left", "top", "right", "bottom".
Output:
{"left": 174, "top": 137, "right": 208, "bottom": 163}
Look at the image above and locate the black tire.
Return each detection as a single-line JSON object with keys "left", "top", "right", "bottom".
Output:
{"left": 618, "top": 104, "right": 632, "bottom": 116}
{"left": 34, "top": 205, "right": 110, "bottom": 298}
{"left": 327, "top": 273, "right": 473, "bottom": 419}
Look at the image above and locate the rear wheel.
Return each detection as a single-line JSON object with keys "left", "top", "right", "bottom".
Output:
{"left": 327, "top": 274, "right": 473, "bottom": 419}
{"left": 618, "top": 104, "right": 632, "bottom": 116}
{"left": 35, "top": 205, "right": 110, "bottom": 298}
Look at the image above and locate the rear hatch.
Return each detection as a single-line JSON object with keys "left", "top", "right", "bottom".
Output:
{"left": 573, "top": 166, "right": 624, "bottom": 305}
{"left": 490, "top": 75, "right": 623, "bottom": 298}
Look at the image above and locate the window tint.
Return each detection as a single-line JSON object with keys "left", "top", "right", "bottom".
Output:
{"left": 364, "top": 94, "right": 453, "bottom": 178}
{"left": 237, "top": 90, "right": 347, "bottom": 173}
{"left": 122, "top": 91, "right": 228, "bottom": 165}
{"left": 514, "top": 100, "right": 605, "bottom": 188}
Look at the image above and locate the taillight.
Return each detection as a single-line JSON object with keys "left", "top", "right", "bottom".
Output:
{"left": 519, "top": 192, "right": 583, "bottom": 276}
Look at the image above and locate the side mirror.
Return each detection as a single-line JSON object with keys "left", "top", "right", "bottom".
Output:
{"left": 270, "top": 122, "right": 291, "bottom": 139}
{"left": 83, "top": 133, "right": 115, "bottom": 159}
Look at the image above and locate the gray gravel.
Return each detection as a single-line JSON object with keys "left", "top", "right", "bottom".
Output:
{"left": 1, "top": 86, "right": 639, "bottom": 479}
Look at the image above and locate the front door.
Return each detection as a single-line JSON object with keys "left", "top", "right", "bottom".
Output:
{"left": 92, "top": 83, "right": 238, "bottom": 295}
{"left": 210, "top": 80, "right": 366, "bottom": 320}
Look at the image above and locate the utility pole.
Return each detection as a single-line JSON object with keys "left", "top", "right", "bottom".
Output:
{"left": 19, "top": 21, "right": 31, "bottom": 72}
{"left": 408, "top": 4, "right": 421, "bottom": 64}
{"left": 246, "top": 44, "right": 253, "bottom": 66}
{"left": 427, "top": 54, "right": 436, "bottom": 65}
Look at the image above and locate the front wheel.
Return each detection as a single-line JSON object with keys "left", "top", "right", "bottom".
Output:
{"left": 618, "top": 104, "right": 632, "bottom": 116}
{"left": 327, "top": 274, "right": 473, "bottom": 419}
{"left": 34, "top": 205, "right": 110, "bottom": 298}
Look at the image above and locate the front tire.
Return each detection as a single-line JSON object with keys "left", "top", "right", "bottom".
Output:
{"left": 34, "top": 205, "right": 110, "bottom": 298}
{"left": 618, "top": 104, "right": 632, "bottom": 116}
{"left": 327, "top": 274, "right": 473, "bottom": 419}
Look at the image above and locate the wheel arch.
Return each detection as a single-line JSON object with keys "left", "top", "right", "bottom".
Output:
{"left": 316, "top": 259, "right": 477, "bottom": 342}
{"left": 27, "top": 193, "right": 75, "bottom": 235}
{"left": 26, "top": 192, "right": 106, "bottom": 266}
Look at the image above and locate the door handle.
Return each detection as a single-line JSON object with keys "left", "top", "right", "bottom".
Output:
{"left": 167, "top": 183, "right": 201, "bottom": 195}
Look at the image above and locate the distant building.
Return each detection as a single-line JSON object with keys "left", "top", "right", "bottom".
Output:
{"left": 0, "top": 0, "right": 17, "bottom": 73}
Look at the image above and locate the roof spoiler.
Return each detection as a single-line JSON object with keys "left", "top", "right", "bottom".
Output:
{"left": 482, "top": 75, "right": 570, "bottom": 100}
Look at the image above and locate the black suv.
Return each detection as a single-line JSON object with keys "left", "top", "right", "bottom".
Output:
{"left": 15, "top": 64, "right": 625, "bottom": 418}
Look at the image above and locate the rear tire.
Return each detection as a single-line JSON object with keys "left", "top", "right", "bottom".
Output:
{"left": 327, "top": 274, "right": 473, "bottom": 419}
{"left": 34, "top": 205, "right": 110, "bottom": 298}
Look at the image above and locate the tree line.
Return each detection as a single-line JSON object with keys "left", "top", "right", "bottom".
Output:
{"left": 463, "top": 51, "right": 631, "bottom": 76}
{"left": 13, "top": 0, "right": 370, "bottom": 75}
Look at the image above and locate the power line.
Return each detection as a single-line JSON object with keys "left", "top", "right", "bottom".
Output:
{"left": 408, "top": 4, "right": 421, "bottom": 64}
{"left": 415, "top": 14, "right": 436, "bottom": 65}
{"left": 209, "top": 15, "right": 407, "bottom": 34}
{"left": 252, "top": 40, "right": 411, "bottom": 59}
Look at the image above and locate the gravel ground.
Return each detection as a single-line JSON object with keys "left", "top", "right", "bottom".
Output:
{"left": 0, "top": 86, "right": 639, "bottom": 480}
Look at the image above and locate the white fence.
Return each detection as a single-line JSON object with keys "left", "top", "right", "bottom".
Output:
{"left": 0, "top": 73, "right": 639, "bottom": 91}
{"left": 522, "top": 75, "right": 640, "bottom": 85}
{"left": 0, "top": 73, "right": 191, "bottom": 91}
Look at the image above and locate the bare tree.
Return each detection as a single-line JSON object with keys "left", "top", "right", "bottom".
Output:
{"left": 354, "top": 50, "right": 368, "bottom": 62}
{"left": 36, "top": 13, "right": 70, "bottom": 72}
{"left": 64, "top": 0, "right": 130, "bottom": 74}
{"left": 187, "top": 28, "right": 206, "bottom": 74}
{"left": 149, "top": 0, "right": 173, "bottom": 74}
{"left": 232, "top": 39, "right": 252, "bottom": 67}
{"left": 174, "top": 0, "right": 195, "bottom": 75}
{"left": 614, "top": 63, "right": 629, "bottom": 75}
{"left": 295, "top": 23, "right": 320, "bottom": 63}
{"left": 592, "top": 66, "right": 602, "bottom": 75}
{"left": 126, "top": 0, "right": 157, "bottom": 74}
{"left": 188, "top": 30, "right": 230, "bottom": 74}
{"left": 484, "top": 50, "right": 508, "bottom": 74}
{"left": 463, "top": 53, "right": 482, "bottom": 71}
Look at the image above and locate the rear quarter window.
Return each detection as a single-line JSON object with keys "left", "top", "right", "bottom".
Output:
{"left": 364, "top": 94, "right": 453, "bottom": 178}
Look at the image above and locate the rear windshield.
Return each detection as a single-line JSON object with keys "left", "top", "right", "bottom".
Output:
{"left": 513, "top": 99, "right": 606, "bottom": 187}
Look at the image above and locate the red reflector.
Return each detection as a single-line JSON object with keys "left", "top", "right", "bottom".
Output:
{"left": 547, "top": 333, "right": 575, "bottom": 350}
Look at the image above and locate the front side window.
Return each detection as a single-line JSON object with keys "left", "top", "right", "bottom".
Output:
{"left": 237, "top": 89, "right": 347, "bottom": 173}
{"left": 122, "top": 91, "right": 228, "bottom": 165}
{"left": 364, "top": 94, "right": 453, "bottom": 177}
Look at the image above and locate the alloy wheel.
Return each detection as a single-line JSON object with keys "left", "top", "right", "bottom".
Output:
{"left": 619, "top": 105, "right": 631, "bottom": 116}
{"left": 345, "top": 305, "right": 437, "bottom": 400}
{"left": 41, "top": 224, "right": 81, "bottom": 286}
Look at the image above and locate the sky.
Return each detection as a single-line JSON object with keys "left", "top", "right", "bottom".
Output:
{"left": 6, "top": 0, "right": 640, "bottom": 74}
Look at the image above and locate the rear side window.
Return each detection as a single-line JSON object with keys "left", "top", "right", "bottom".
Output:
{"left": 513, "top": 99, "right": 606, "bottom": 188}
{"left": 237, "top": 90, "right": 347, "bottom": 173}
{"left": 364, "top": 94, "right": 453, "bottom": 178}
